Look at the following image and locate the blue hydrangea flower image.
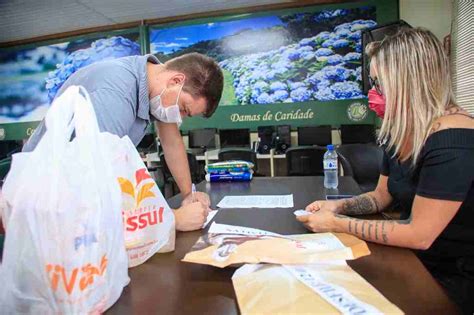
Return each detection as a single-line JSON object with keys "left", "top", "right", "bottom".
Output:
{"left": 301, "top": 51, "right": 316, "bottom": 61}
{"left": 257, "top": 92, "right": 272, "bottom": 104}
{"left": 321, "top": 39, "right": 335, "bottom": 49}
{"left": 289, "top": 82, "right": 306, "bottom": 90}
{"left": 331, "top": 81, "right": 363, "bottom": 99}
{"left": 45, "top": 36, "right": 140, "bottom": 102}
{"left": 270, "top": 90, "right": 290, "bottom": 102}
{"left": 216, "top": 16, "right": 377, "bottom": 105}
{"left": 253, "top": 81, "right": 269, "bottom": 93}
{"left": 307, "top": 71, "right": 326, "bottom": 86}
{"left": 351, "top": 20, "right": 377, "bottom": 32}
{"left": 299, "top": 38, "right": 314, "bottom": 47}
{"left": 335, "top": 28, "right": 352, "bottom": 38}
{"left": 270, "top": 81, "right": 287, "bottom": 92}
{"left": 315, "top": 32, "right": 332, "bottom": 42}
{"left": 326, "top": 54, "right": 344, "bottom": 65}
{"left": 287, "top": 49, "right": 300, "bottom": 61}
{"left": 344, "top": 52, "right": 361, "bottom": 62}
{"left": 321, "top": 66, "right": 352, "bottom": 82}
{"left": 315, "top": 48, "right": 334, "bottom": 57}
{"left": 334, "top": 23, "right": 351, "bottom": 32}
{"left": 333, "top": 39, "right": 351, "bottom": 48}
{"left": 314, "top": 88, "right": 336, "bottom": 101}
{"left": 290, "top": 87, "right": 312, "bottom": 102}
{"left": 317, "top": 79, "right": 331, "bottom": 90}
{"left": 348, "top": 31, "right": 362, "bottom": 41}
{"left": 355, "top": 67, "right": 362, "bottom": 81}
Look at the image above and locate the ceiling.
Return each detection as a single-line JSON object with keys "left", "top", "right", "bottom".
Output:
{"left": 0, "top": 0, "right": 297, "bottom": 44}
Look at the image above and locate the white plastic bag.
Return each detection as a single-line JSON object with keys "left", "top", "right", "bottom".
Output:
{"left": 107, "top": 135, "right": 175, "bottom": 267}
{"left": 0, "top": 86, "right": 129, "bottom": 314}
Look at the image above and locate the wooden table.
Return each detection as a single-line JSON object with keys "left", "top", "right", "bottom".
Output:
{"left": 108, "top": 177, "right": 459, "bottom": 314}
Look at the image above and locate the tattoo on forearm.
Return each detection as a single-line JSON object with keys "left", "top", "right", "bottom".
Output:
{"left": 336, "top": 214, "right": 398, "bottom": 244}
{"left": 342, "top": 194, "right": 380, "bottom": 215}
{"left": 374, "top": 222, "right": 379, "bottom": 240}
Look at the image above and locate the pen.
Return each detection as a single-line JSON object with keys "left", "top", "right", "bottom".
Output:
{"left": 191, "top": 183, "right": 196, "bottom": 203}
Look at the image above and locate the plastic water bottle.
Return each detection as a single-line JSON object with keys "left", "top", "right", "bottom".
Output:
{"left": 324, "top": 145, "right": 338, "bottom": 189}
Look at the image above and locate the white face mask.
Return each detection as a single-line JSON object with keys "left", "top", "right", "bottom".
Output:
{"left": 150, "top": 85, "right": 183, "bottom": 126}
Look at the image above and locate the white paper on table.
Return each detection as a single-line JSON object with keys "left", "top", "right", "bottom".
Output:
{"left": 203, "top": 210, "right": 218, "bottom": 228}
{"left": 216, "top": 194, "right": 294, "bottom": 208}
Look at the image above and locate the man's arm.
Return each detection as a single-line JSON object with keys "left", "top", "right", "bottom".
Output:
{"left": 156, "top": 121, "right": 192, "bottom": 197}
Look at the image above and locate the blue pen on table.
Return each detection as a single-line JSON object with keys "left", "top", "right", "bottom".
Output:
{"left": 191, "top": 183, "right": 196, "bottom": 203}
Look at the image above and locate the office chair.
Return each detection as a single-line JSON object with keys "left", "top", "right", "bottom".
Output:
{"left": 340, "top": 124, "right": 376, "bottom": 144}
{"left": 160, "top": 151, "right": 203, "bottom": 196}
{"left": 285, "top": 146, "right": 326, "bottom": 176}
{"left": 218, "top": 148, "right": 259, "bottom": 174}
{"left": 336, "top": 143, "right": 384, "bottom": 192}
{"left": 297, "top": 125, "right": 332, "bottom": 146}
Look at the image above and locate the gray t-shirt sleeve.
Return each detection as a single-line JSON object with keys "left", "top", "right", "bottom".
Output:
{"left": 22, "top": 87, "right": 136, "bottom": 152}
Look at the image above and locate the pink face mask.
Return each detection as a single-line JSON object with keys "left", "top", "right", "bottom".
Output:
{"left": 368, "top": 88, "right": 386, "bottom": 119}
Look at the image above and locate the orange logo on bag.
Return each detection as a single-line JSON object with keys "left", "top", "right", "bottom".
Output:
{"left": 124, "top": 207, "right": 164, "bottom": 232}
{"left": 118, "top": 168, "right": 156, "bottom": 207}
{"left": 46, "top": 254, "right": 108, "bottom": 295}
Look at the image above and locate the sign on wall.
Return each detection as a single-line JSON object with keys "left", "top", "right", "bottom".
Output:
{"left": 149, "top": 1, "right": 397, "bottom": 131}
{"left": 0, "top": 31, "right": 141, "bottom": 139}
{"left": 0, "top": 0, "right": 398, "bottom": 139}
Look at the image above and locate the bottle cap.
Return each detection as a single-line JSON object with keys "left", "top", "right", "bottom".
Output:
{"left": 327, "top": 144, "right": 334, "bottom": 150}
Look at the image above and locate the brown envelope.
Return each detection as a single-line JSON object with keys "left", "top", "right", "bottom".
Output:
{"left": 232, "top": 263, "right": 403, "bottom": 315}
{"left": 182, "top": 232, "right": 370, "bottom": 268}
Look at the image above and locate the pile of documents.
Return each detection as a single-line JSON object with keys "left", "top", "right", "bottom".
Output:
{"left": 205, "top": 161, "right": 254, "bottom": 182}
{"left": 183, "top": 219, "right": 402, "bottom": 314}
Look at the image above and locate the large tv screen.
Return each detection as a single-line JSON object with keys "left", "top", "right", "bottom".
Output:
{"left": 150, "top": 6, "right": 376, "bottom": 106}
{"left": 0, "top": 33, "right": 141, "bottom": 125}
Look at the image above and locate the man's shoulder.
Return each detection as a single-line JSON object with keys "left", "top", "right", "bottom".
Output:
{"left": 59, "top": 55, "right": 146, "bottom": 96}
{"left": 77, "top": 55, "right": 144, "bottom": 79}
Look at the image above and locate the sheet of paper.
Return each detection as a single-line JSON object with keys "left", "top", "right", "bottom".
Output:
{"left": 216, "top": 194, "right": 294, "bottom": 208}
{"left": 203, "top": 210, "right": 218, "bottom": 228}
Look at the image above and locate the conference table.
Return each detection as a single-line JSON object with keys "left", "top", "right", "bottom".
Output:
{"left": 107, "top": 176, "right": 459, "bottom": 314}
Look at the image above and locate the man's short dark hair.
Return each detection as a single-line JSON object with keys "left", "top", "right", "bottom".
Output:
{"left": 165, "top": 53, "right": 224, "bottom": 118}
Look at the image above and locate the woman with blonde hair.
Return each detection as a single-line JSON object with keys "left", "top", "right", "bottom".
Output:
{"left": 298, "top": 27, "right": 474, "bottom": 313}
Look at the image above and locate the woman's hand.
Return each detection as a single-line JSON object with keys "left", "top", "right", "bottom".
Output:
{"left": 296, "top": 210, "right": 341, "bottom": 233}
{"left": 305, "top": 199, "right": 342, "bottom": 214}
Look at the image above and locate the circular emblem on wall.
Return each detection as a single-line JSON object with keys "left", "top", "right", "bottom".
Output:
{"left": 347, "top": 102, "right": 368, "bottom": 122}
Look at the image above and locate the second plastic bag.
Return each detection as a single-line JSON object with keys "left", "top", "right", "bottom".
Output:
{"left": 107, "top": 135, "right": 175, "bottom": 268}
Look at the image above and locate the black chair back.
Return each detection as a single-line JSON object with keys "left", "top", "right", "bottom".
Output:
{"left": 336, "top": 144, "right": 384, "bottom": 192}
{"left": 218, "top": 148, "right": 258, "bottom": 173}
{"left": 297, "top": 125, "right": 332, "bottom": 146}
{"left": 340, "top": 124, "right": 376, "bottom": 144}
{"left": 285, "top": 146, "right": 326, "bottom": 176}
{"left": 160, "top": 151, "right": 202, "bottom": 184}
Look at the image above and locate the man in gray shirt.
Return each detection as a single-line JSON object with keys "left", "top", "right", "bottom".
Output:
{"left": 23, "top": 52, "right": 224, "bottom": 232}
